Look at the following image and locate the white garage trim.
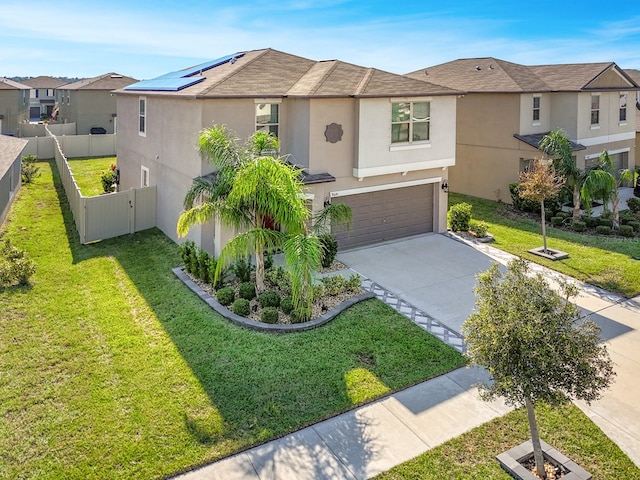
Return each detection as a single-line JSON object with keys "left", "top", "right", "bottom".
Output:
{"left": 577, "top": 131, "right": 635, "bottom": 147}
{"left": 584, "top": 147, "right": 630, "bottom": 160}
{"left": 353, "top": 159, "right": 454, "bottom": 178}
{"left": 330, "top": 177, "right": 442, "bottom": 198}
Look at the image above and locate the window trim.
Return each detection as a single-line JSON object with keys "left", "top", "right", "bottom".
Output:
{"left": 254, "top": 99, "right": 280, "bottom": 138}
{"left": 532, "top": 95, "right": 541, "bottom": 125}
{"left": 619, "top": 92, "right": 627, "bottom": 125}
{"left": 138, "top": 96, "right": 146, "bottom": 137}
{"left": 590, "top": 94, "right": 600, "bottom": 128}
{"left": 390, "top": 101, "right": 431, "bottom": 145}
{"left": 141, "top": 166, "right": 149, "bottom": 188}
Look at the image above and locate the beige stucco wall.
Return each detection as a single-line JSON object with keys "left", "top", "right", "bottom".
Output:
{"left": 0, "top": 89, "right": 29, "bottom": 135}
{"left": 549, "top": 93, "right": 579, "bottom": 139}
{"left": 457, "top": 93, "right": 521, "bottom": 149}
{"left": 519, "top": 93, "right": 551, "bottom": 135}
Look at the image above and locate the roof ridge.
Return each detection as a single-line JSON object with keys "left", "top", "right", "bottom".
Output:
{"left": 308, "top": 60, "right": 340, "bottom": 95}
{"left": 354, "top": 68, "right": 375, "bottom": 96}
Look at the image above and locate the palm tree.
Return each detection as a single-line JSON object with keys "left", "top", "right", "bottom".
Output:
{"left": 539, "top": 129, "right": 584, "bottom": 221}
{"left": 582, "top": 151, "right": 634, "bottom": 229}
{"left": 177, "top": 125, "right": 351, "bottom": 319}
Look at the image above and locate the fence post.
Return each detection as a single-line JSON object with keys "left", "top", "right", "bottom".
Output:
{"left": 128, "top": 189, "right": 136, "bottom": 234}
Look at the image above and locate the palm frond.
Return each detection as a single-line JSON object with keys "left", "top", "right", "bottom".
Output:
{"left": 198, "top": 125, "right": 245, "bottom": 169}
{"left": 311, "top": 202, "right": 352, "bottom": 235}
{"left": 284, "top": 234, "right": 322, "bottom": 318}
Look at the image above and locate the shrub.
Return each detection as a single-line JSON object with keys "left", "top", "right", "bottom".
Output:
{"left": 238, "top": 282, "right": 256, "bottom": 300}
{"left": 619, "top": 225, "right": 634, "bottom": 237}
{"left": 318, "top": 233, "right": 339, "bottom": 268}
{"left": 555, "top": 211, "right": 570, "bottom": 219}
{"left": 320, "top": 275, "right": 348, "bottom": 295}
{"left": 261, "top": 307, "right": 279, "bottom": 324}
{"left": 21, "top": 155, "right": 40, "bottom": 184}
{"left": 583, "top": 216, "right": 599, "bottom": 229}
{"left": 280, "top": 296, "right": 294, "bottom": 314}
{"left": 264, "top": 252, "right": 274, "bottom": 270}
{"left": 346, "top": 273, "right": 362, "bottom": 292}
{"left": 196, "top": 250, "right": 211, "bottom": 283}
{"left": 232, "top": 298, "right": 251, "bottom": 316}
{"left": 448, "top": 202, "right": 472, "bottom": 232}
{"left": 0, "top": 239, "right": 37, "bottom": 286}
{"left": 628, "top": 221, "right": 640, "bottom": 233}
{"left": 628, "top": 197, "right": 640, "bottom": 213}
{"left": 232, "top": 256, "right": 253, "bottom": 283}
{"left": 312, "top": 283, "right": 326, "bottom": 298}
{"left": 100, "top": 168, "right": 117, "bottom": 193}
{"left": 571, "top": 221, "right": 586, "bottom": 232}
{"left": 598, "top": 218, "right": 613, "bottom": 228}
{"left": 258, "top": 290, "right": 280, "bottom": 308}
{"left": 469, "top": 220, "right": 489, "bottom": 238}
{"left": 265, "top": 266, "right": 292, "bottom": 294}
{"left": 551, "top": 216, "right": 564, "bottom": 227}
{"left": 216, "top": 286, "right": 235, "bottom": 306}
{"left": 179, "top": 240, "right": 196, "bottom": 273}
{"left": 596, "top": 225, "right": 612, "bottom": 235}
{"left": 289, "top": 309, "right": 309, "bottom": 324}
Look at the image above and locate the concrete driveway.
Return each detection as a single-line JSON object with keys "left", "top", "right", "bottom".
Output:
{"left": 337, "top": 233, "right": 496, "bottom": 334}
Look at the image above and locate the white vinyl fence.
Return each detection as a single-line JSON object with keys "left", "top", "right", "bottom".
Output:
{"left": 46, "top": 125, "right": 156, "bottom": 243}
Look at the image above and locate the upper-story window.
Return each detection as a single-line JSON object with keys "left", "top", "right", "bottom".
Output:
{"left": 35, "top": 89, "right": 40, "bottom": 98}
{"left": 255, "top": 103, "right": 279, "bottom": 137}
{"left": 47, "top": 89, "right": 54, "bottom": 97}
{"left": 590, "top": 94, "right": 600, "bottom": 126}
{"left": 391, "top": 101, "right": 430, "bottom": 143}
{"left": 138, "top": 97, "right": 146, "bottom": 137}
{"left": 619, "top": 93, "right": 627, "bottom": 123}
{"left": 532, "top": 96, "right": 541, "bottom": 122}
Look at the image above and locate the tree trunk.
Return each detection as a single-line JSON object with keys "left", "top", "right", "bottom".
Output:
{"left": 255, "top": 214, "right": 265, "bottom": 292}
{"left": 612, "top": 189, "right": 620, "bottom": 230}
{"left": 572, "top": 185, "right": 581, "bottom": 221}
{"left": 540, "top": 202, "right": 547, "bottom": 254}
{"left": 526, "top": 398, "right": 547, "bottom": 480}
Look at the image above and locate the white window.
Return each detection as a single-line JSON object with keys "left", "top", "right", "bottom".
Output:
{"left": 391, "top": 101, "right": 430, "bottom": 143}
{"left": 138, "top": 97, "right": 146, "bottom": 136}
{"left": 67, "top": 90, "right": 70, "bottom": 105}
{"left": 590, "top": 94, "right": 600, "bottom": 126}
{"left": 46, "top": 89, "right": 54, "bottom": 97}
{"left": 22, "top": 90, "right": 27, "bottom": 105}
{"left": 532, "top": 95, "right": 541, "bottom": 123}
{"left": 255, "top": 103, "right": 279, "bottom": 137}
{"left": 35, "top": 89, "right": 39, "bottom": 98}
{"left": 619, "top": 93, "right": 627, "bottom": 123}
{"left": 141, "top": 166, "right": 149, "bottom": 187}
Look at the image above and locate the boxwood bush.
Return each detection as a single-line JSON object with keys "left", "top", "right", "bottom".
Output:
{"left": 628, "top": 197, "right": 640, "bottom": 213}
{"left": 238, "top": 282, "right": 256, "bottom": 300}
{"left": 261, "top": 306, "right": 279, "bottom": 324}
{"left": 232, "top": 298, "right": 251, "bottom": 316}
{"left": 551, "top": 216, "right": 564, "bottom": 227}
{"left": 596, "top": 225, "right": 612, "bottom": 235}
{"left": 628, "top": 221, "right": 640, "bottom": 232}
{"left": 216, "top": 286, "right": 235, "bottom": 306}
{"left": 258, "top": 290, "right": 281, "bottom": 308}
{"left": 571, "top": 221, "right": 586, "bottom": 232}
{"left": 280, "top": 296, "right": 294, "bottom": 314}
{"left": 619, "top": 225, "right": 634, "bottom": 237}
{"left": 448, "top": 202, "right": 472, "bottom": 232}
{"left": 598, "top": 218, "right": 613, "bottom": 228}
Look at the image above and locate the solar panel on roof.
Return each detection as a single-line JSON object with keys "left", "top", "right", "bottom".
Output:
{"left": 124, "top": 52, "right": 245, "bottom": 91}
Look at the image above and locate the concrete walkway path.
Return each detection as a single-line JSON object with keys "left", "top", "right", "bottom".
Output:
{"left": 174, "top": 233, "right": 640, "bottom": 479}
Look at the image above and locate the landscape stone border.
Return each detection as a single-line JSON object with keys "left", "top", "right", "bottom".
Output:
{"left": 497, "top": 439, "right": 592, "bottom": 480}
{"left": 173, "top": 267, "right": 375, "bottom": 333}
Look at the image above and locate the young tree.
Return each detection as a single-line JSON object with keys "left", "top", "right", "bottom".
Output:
{"left": 582, "top": 151, "right": 634, "bottom": 229}
{"left": 518, "top": 159, "right": 565, "bottom": 254}
{"left": 539, "top": 129, "right": 584, "bottom": 221}
{"left": 463, "top": 258, "right": 615, "bottom": 479}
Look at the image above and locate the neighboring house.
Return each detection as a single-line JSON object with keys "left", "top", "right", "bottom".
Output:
{"left": 21, "top": 76, "right": 68, "bottom": 121}
{"left": 0, "top": 78, "right": 30, "bottom": 136}
{"left": 57, "top": 73, "right": 137, "bottom": 135}
{"left": 115, "top": 48, "right": 459, "bottom": 254}
{"left": 407, "top": 58, "right": 639, "bottom": 202}
{"left": 0, "top": 134, "right": 27, "bottom": 224}
{"left": 625, "top": 69, "right": 640, "bottom": 159}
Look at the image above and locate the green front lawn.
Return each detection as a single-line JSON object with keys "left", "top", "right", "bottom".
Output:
{"left": 67, "top": 156, "right": 116, "bottom": 196}
{"left": 376, "top": 402, "right": 640, "bottom": 479}
{"left": 0, "top": 159, "right": 465, "bottom": 480}
{"left": 449, "top": 193, "right": 640, "bottom": 298}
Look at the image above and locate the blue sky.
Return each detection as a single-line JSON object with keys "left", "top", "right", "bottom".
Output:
{"left": 3, "top": 1, "right": 640, "bottom": 79}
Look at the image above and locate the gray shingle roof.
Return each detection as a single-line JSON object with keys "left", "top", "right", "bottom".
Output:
{"left": 407, "top": 58, "right": 639, "bottom": 93}
{"left": 0, "top": 135, "right": 28, "bottom": 176}
{"left": 120, "top": 48, "right": 460, "bottom": 98}
{"left": 21, "top": 76, "right": 68, "bottom": 89}
{"left": 0, "top": 78, "right": 30, "bottom": 90}
{"left": 64, "top": 73, "right": 137, "bottom": 91}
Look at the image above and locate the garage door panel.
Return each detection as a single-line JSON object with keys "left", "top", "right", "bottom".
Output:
{"left": 333, "top": 184, "right": 434, "bottom": 249}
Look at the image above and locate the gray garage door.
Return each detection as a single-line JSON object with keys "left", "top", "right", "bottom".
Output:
{"left": 333, "top": 184, "right": 434, "bottom": 249}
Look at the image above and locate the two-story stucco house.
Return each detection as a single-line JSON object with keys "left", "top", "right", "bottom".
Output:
{"left": 115, "top": 48, "right": 459, "bottom": 254}
{"left": 0, "top": 78, "right": 30, "bottom": 136}
{"left": 625, "top": 69, "right": 640, "bottom": 157}
{"left": 22, "top": 76, "right": 68, "bottom": 121}
{"left": 0, "top": 134, "right": 27, "bottom": 224}
{"left": 407, "top": 58, "right": 639, "bottom": 203}
{"left": 56, "top": 73, "right": 137, "bottom": 135}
